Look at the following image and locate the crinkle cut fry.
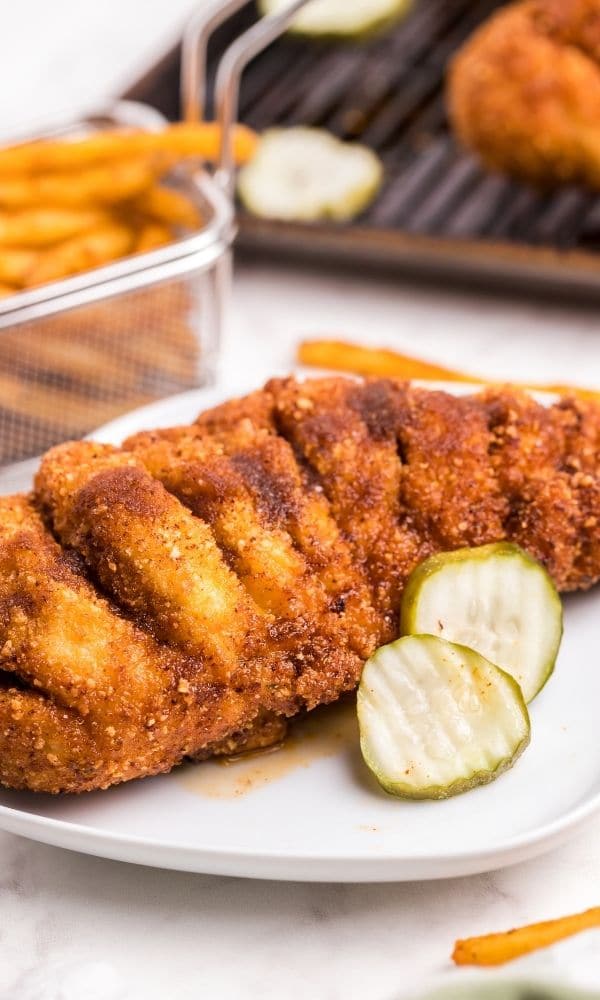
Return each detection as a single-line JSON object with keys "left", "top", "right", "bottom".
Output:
{"left": 0, "top": 496, "right": 255, "bottom": 792}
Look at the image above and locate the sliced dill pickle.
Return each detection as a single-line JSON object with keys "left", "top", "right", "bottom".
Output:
{"left": 358, "top": 635, "right": 530, "bottom": 800}
{"left": 237, "top": 127, "right": 382, "bottom": 222}
{"left": 401, "top": 543, "right": 563, "bottom": 703}
{"left": 259, "top": 0, "right": 412, "bottom": 40}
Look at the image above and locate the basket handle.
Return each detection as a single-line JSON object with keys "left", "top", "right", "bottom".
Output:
{"left": 181, "top": 0, "right": 250, "bottom": 124}
{"left": 182, "top": 0, "right": 314, "bottom": 195}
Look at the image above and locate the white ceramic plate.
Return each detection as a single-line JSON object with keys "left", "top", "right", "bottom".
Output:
{"left": 0, "top": 379, "right": 598, "bottom": 882}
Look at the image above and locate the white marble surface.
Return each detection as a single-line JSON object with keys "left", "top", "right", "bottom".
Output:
{"left": 2, "top": 4, "right": 600, "bottom": 999}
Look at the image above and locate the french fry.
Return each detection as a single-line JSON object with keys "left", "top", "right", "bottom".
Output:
{"left": 453, "top": 907, "right": 600, "bottom": 966}
{"left": 298, "top": 339, "right": 473, "bottom": 381}
{"left": 0, "top": 207, "right": 105, "bottom": 248}
{"left": 24, "top": 222, "right": 133, "bottom": 286}
{"left": 0, "top": 158, "right": 158, "bottom": 210}
{"left": 0, "top": 121, "right": 258, "bottom": 288}
{"left": 161, "top": 122, "right": 259, "bottom": 165}
{"left": 0, "top": 123, "right": 258, "bottom": 176}
{"left": 297, "top": 339, "right": 600, "bottom": 404}
{"left": 133, "top": 221, "right": 173, "bottom": 254}
{"left": 134, "top": 184, "right": 202, "bottom": 230}
{"left": 0, "top": 247, "right": 38, "bottom": 286}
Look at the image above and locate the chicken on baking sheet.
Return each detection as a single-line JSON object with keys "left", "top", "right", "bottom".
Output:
{"left": 1, "top": 376, "right": 599, "bottom": 794}
{"left": 448, "top": 0, "right": 600, "bottom": 189}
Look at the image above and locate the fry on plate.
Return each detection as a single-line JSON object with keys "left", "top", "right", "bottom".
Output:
{"left": 298, "top": 338, "right": 471, "bottom": 381}
{"left": 297, "top": 338, "right": 600, "bottom": 404}
{"left": 453, "top": 907, "right": 600, "bottom": 966}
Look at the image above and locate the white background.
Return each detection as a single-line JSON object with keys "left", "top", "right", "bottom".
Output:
{"left": 2, "top": 3, "right": 600, "bottom": 998}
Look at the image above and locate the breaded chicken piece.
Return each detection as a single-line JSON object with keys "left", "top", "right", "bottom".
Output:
{"left": 36, "top": 439, "right": 365, "bottom": 724}
{"left": 123, "top": 427, "right": 365, "bottom": 710}
{"left": 448, "top": 0, "right": 600, "bottom": 188}
{"left": 484, "top": 388, "right": 582, "bottom": 589}
{"left": 2, "top": 377, "right": 600, "bottom": 794}
{"left": 0, "top": 496, "right": 255, "bottom": 792}
{"left": 35, "top": 442, "right": 269, "bottom": 687}
{"left": 550, "top": 395, "right": 600, "bottom": 588}
{"left": 263, "top": 378, "right": 426, "bottom": 644}
{"left": 125, "top": 419, "right": 379, "bottom": 659}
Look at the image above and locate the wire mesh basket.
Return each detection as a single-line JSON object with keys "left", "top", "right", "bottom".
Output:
{"left": 0, "top": 0, "right": 312, "bottom": 472}
{"left": 0, "top": 123, "right": 230, "bottom": 470}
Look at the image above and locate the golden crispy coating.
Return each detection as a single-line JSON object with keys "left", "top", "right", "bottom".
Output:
{"left": 386, "top": 385, "right": 508, "bottom": 550}
{"left": 0, "top": 496, "right": 254, "bottom": 791}
{"left": 126, "top": 418, "right": 379, "bottom": 659}
{"left": 263, "top": 378, "right": 426, "bottom": 643}
{"left": 484, "top": 388, "right": 582, "bottom": 589}
{"left": 554, "top": 396, "right": 600, "bottom": 588}
{"left": 1, "top": 376, "right": 600, "bottom": 794}
{"left": 448, "top": 0, "right": 600, "bottom": 188}
{"left": 124, "top": 426, "right": 365, "bottom": 709}
{"left": 35, "top": 442, "right": 267, "bottom": 685}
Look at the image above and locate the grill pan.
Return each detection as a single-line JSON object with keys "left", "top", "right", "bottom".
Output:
{"left": 127, "top": 0, "right": 600, "bottom": 299}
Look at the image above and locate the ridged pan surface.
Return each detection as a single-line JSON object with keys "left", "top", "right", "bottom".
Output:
{"left": 127, "top": 0, "right": 600, "bottom": 296}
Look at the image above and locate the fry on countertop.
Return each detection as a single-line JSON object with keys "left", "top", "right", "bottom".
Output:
{"left": 453, "top": 907, "right": 600, "bottom": 966}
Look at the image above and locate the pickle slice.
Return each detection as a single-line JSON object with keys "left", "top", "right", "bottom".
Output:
{"left": 237, "top": 127, "right": 382, "bottom": 222}
{"left": 400, "top": 543, "right": 563, "bottom": 703}
{"left": 358, "top": 635, "right": 530, "bottom": 800}
{"left": 259, "top": 0, "right": 412, "bottom": 40}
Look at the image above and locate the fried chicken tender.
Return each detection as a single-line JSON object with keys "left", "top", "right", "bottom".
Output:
{"left": 1, "top": 377, "right": 600, "bottom": 794}
{"left": 0, "top": 496, "right": 254, "bottom": 792}
{"left": 35, "top": 442, "right": 268, "bottom": 686}
{"left": 448, "top": 0, "right": 600, "bottom": 188}
{"left": 35, "top": 439, "right": 364, "bottom": 758}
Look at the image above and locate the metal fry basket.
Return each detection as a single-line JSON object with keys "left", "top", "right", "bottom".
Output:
{"left": 0, "top": 0, "right": 309, "bottom": 469}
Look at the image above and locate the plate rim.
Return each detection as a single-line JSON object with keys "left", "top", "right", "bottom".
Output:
{"left": 1, "top": 781, "right": 599, "bottom": 881}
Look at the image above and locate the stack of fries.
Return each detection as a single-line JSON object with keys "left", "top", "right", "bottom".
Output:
{"left": 0, "top": 122, "right": 257, "bottom": 295}
{"left": 0, "top": 120, "right": 258, "bottom": 462}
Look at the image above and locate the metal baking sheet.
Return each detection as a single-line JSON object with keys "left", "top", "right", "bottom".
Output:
{"left": 125, "top": 0, "right": 600, "bottom": 299}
